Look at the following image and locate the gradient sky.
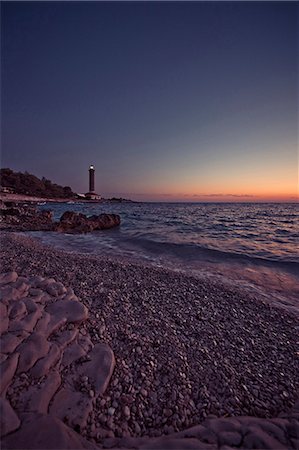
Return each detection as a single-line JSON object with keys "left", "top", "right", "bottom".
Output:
{"left": 1, "top": 1, "right": 298, "bottom": 201}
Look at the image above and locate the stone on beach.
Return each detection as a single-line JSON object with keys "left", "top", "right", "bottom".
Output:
{"left": 0, "top": 202, "right": 121, "bottom": 235}
{"left": 34, "top": 311, "right": 51, "bottom": 334}
{"left": 0, "top": 271, "right": 18, "bottom": 286}
{"left": 0, "top": 397, "right": 20, "bottom": 437}
{"left": 45, "top": 299, "right": 88, "bottom": 324}
{"left": 0, "top": 331, "right": 28, "bottom": 354}
{"left": 2, "top": 414, "right": 97, "bottom": 450}
{"left": 54, "top": 210, "right": 121, "bottom": 233}
{"left": 0, "top": 353, "right": 19, "bottom": 395}
{"left": 9, "top": 308, "right": 42, "bottom": 333}
{"left": 54, "top": 328, "right": 79, "bottom": 349}
{"left": 9, "top": 301, "right": 27, "bottom": 320}
{"left": 0, "top": 304, "right": 9, "bottom": 335}
{"left": 30, "top": 342, "right": 62, "bottom": 378}
{"left": 20, "top": 370, "right": 61, "bottom": 414}
{"left": 0, "top": 286, "right": 23, "bottom": 304}
{"left": 16, "top": 332, "right": 50, "bottom": 374}
{"left": 0, "top": 204, "right": 53, "bottom": 232}
{"left": 61, "top": 340, "right": 87, "bottom": 367}
{"left": 77, "top": 343, "right": 115, "bottom": 396}
{"left": 50, "top": 387, "right": 93, "bottom": 430}
{"left": 0, "top": 269, "right": 117, "bottom": 449}
{"left": 45, "top": 281, "right": 67, "bottom": 297}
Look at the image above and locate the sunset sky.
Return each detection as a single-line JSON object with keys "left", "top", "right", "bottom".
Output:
{"left": 1, "top": 1, "right": 298, "bottom": 202}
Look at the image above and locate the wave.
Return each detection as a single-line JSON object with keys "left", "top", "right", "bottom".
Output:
{"left": 122, "top": 236, "right": 299, "bottom": 271}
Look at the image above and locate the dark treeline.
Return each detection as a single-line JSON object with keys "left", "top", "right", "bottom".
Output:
{"left": 0, "top": 168, "right": 75, "bottom": 198}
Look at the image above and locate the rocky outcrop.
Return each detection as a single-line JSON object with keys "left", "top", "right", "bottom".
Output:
{"left": 0, "top": 203, "right": 121, "bottom": 233}
{"left": 53, "top": 211, "right": 121, "bottom": 233}
{"left": 0, "top": 202, "right": 53, "bottom": 231}
{"left": 0, "top": 271, "right": 115, "bottom": 447}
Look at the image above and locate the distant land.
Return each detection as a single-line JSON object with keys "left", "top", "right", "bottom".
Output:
{"left": 0, "top": 168, "right": 74, "bottom": 199}
{"left": 0, "top": 168, "right": 134, "bottom": 203}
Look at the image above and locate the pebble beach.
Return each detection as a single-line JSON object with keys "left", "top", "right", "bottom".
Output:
{"left": 0, "top": 232, "right": 298, "bottom": 449}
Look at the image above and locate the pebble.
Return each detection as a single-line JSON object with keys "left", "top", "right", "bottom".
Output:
{"left": 123, "top": 406, "right": 130, "bottom": 418}
{"left": 134, "top": 421, "right": 141, "bottom": 433}
{"left": 108, "top": 407, "right": 115, "bottom": 416}
{"left": 1, "top": 241, "right": 298, "bottom": 448}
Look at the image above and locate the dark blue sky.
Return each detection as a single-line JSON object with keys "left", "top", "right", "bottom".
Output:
{"left": 1, "top": 1, "right": 298, "bottom": 200}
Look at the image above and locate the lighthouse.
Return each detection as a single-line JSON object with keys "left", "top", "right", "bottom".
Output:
{"left": 89, "top": 165, "right": 95, "bottom": 193}
{"left": 85, "top": 164, "right": 101, "bottom": 200}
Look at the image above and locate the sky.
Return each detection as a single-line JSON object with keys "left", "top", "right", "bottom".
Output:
{"left": 1, "top": 1, "right": 298, "bottom": 202}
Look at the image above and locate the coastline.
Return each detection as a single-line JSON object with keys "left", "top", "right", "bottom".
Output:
{"left": 0, "top": 193, "right": 74, "bottom": 204}
{"left": 0, "top": 193, "right": 135, "bottom": 204}
{"left": 1, "top": 232, "right": 298, "bottom": 446}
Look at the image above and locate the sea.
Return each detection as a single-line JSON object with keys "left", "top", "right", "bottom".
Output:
{"left": 29, "top": 202, "right": 299, "bottom": 310}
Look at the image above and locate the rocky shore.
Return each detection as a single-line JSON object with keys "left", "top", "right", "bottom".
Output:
{"left": 0, "top": 201, "right": 120, "bottom": 233}
{"left": 0, "top": 233, "right": 298, "bottom": 449}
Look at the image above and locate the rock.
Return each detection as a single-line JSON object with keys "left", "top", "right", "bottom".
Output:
{"left": 0, "top": 315, "right": 9, "bottom": 335}
{"left": 9, "top": 309, "right": 42, "bottom": 334}
{"left": 0, "top": 353, "right": 19, "bottom": 395}
{"left": 0, "top": 272, "right": 18, "bottom": 286}
{"left": 257, "top": 420, "right": 289, "bottom": 444}
{"left": 9, "top": 301, "right": 27, "bottom": 320}
{"left": 140, "top": 437, "right": 216, "bottom": 449}
{"left": 2, "top": 413, "right": 97, "bottom": 449}
{"left": 218, "top": 431, "right": 242, "bottom": 447}
{"left": 46, "top": 281, "right": 67, "bottom": 297}
{"left": 77, "top": 343, "right": 115, "bottom": 396}
{"left": 16, "top": 332, "right": 50, "bottom": 374}
{"left": 77, "top": 334, "right": 93, "bottom": 353}
{"left": 123, "top": 406, "right": 130, "bottom": 418}
{"left": 50, "top": 388, "right": 93, "bottom": 430}
{"left": 108, "top": 407, "right": 116, "bottom": 416}
{"left": 204, "top": 418, "right": 241, "bottom": 434}
{"left": 23, "top": 297, "right": 39, "bottom": 314}
{"left": 45, "top": 299, "right": 88, "bottom": 325}
{"left": 54, "top": 211, "right": 121, "bottom": 234}
{"left": 10, "top": 279, "right": 29, "bottom": 297}
{"left": 61, "top": 341, "right": 86, "bottom": 367}
{"left": 0, "top": 354, "right": 7, "bottom": 364}
{"left": 30, "top": 343, "right": 62, "bottom": 378}
{"left": 34, "top": 312, "right": 51, "bottom": 334}
{"left": 0, "top": 204, "right": 54, "bottom": 232}
{"left": 243, "top": 426, "right": 288, "bottom": 449}
{"left": 61, "top": 288, "right": 79, "bottom": 302}
{"left": 0, "top": 286, "right": 22, "bottom": 304}
{"left": 0, "top": 331, "right": 28, "bottom": 354}
{"left": 0, "top": 302, "right": 7, "bottom": 317}
{"left": 45, "top": 316, "right": 68, "bottom": 337}
{"left": 21, "top": 370, "right": 61, "bottom": 414}
{"left": 0, "top": 397, "right": 20, "bottom": 437}
{"left": 53, "top": 328, "right": 79, "bottom": 349}
{"left": 174, "top": 425, "right": 217, "bottom": 444}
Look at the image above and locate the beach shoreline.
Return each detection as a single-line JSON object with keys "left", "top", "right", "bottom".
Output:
{"left": 0, "top": 193, "right": 75, "bottom": 204}
{"left": 1, "top": 232, "right": 298, "bottom": 441}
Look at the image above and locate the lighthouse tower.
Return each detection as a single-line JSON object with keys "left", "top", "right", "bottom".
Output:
{"left": 89, "top": 165, "right": 95, "bottom": 193}
{"left": 85, "top": 164, "right": 101, "bottom": 200}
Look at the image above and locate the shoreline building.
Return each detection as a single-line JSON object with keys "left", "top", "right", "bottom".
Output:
{"left": 85, "top": 165, "right": 101, "bottom": 200}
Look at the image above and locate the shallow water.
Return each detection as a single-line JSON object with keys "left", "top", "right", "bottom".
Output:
{"left": 29, "top": 202, "right": 299, "bottom": 307}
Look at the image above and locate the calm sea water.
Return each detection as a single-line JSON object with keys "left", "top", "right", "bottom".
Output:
{"left": 29, "top": 202, "right": 299, "bottom": 303}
